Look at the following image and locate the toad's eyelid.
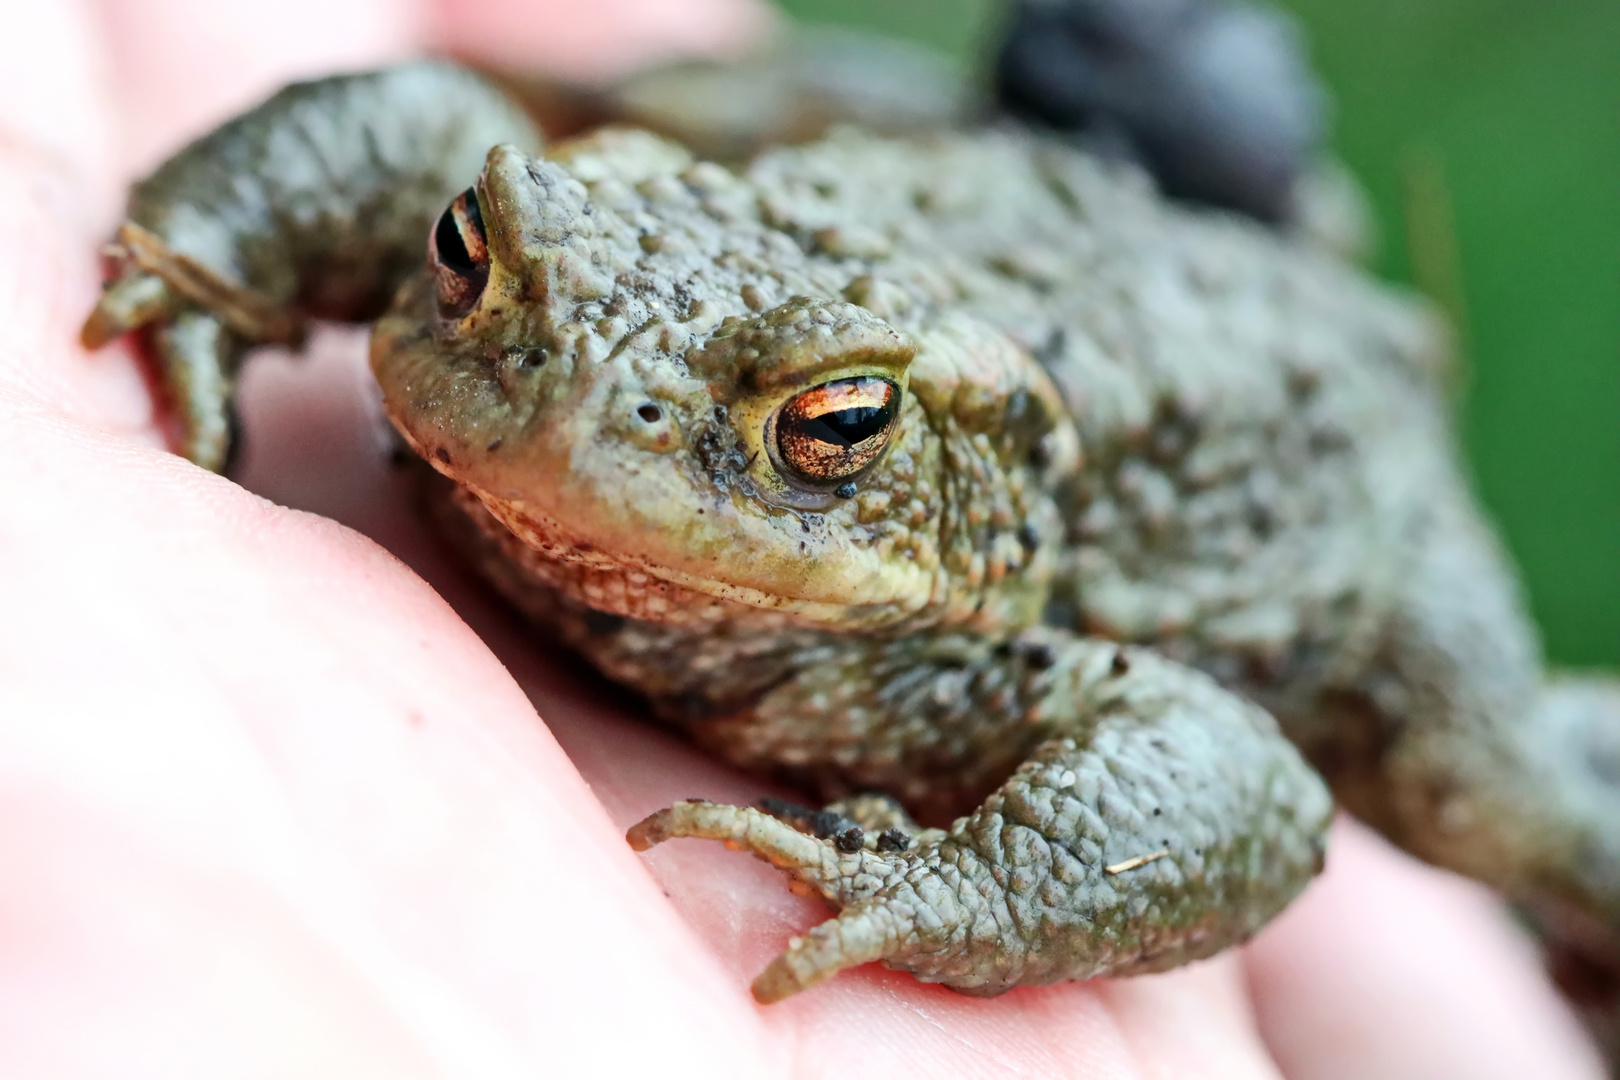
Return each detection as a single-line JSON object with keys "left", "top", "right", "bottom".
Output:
{"left": 796, "top": 380, "right": 894, "bottom": 419}
{"left": 454, "top": 189, "right": 488, "bottom": 260}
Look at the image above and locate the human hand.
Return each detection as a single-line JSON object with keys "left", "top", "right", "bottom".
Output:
{"left": 0, "top": 0, "right": 1604, "bottom": 1075}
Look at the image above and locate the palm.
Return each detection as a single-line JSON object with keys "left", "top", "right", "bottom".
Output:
{"left": 0, "top": 0, "right": 1602, "bottom": 1076}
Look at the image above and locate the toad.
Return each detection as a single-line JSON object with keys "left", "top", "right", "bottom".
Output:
{"left": 82, "top": 62, "right": 1620, "bottom": 1004}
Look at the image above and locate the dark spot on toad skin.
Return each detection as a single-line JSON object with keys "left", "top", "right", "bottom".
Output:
{"left": 1034, "top": 326, "right": 1066, "bottom": 368}
{"left": 757, "top": 795, "right": 813, "bottom": 821}
{"left": 1309, "top": 428, "right": 1352, "bottom": 455}
{"left": 1018, "top": 523, "right": 1041, "bottom": 552}
{"left": 877, "top": 829, "right": 911, "bottom": 852}
{"left": 1286, "top": 366, "right": 1321, "bottom": 400}
{"left": 1112, "top": 652, "right": 1132, "bottom": 676}
{"left": 436, "top": 447, "right": 451, "bottom": 464}
{"left": 486, "top": 437, "right": 503, "bottom": 451}
{"left": 585, "top": 610, "right": 625, "bottom": 637}
{"left": 835, "top": 482, "right": 857, "bottom": 499}
{"left": 760, "top": 797, "right": 865, "bottom": 852}
{"left": 501, "top": 345, "right": 546, "bottom": 368}
{"left": 1024, "top": 643, "right": 1057, "bottom": 670}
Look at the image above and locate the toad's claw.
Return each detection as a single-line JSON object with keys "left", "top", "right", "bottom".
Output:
{"left": 627, "top": 801, "right": 830, "bottom": 870}
{"left": 628, "top": 800, "right": 918, "bottom": 1002}
{"left": 626, "top": 801, "right": 884, "bottom": 911}
{"left": 80, "top": 271, "right": 173, "bottom": 349}
{"left": 750, "top": 901, "right": 905, "bottom": 1003}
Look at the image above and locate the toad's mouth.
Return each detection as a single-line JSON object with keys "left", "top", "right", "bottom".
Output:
{"left": 460, "top": 483, "right": 911, "bottom": 630}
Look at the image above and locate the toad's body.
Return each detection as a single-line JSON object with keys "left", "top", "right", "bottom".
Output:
{"left": 388, "top": 122, "right": 1428, "bottom": 815}
{"left": 86, "top": 63, "right": 1620, "bottom": 1003}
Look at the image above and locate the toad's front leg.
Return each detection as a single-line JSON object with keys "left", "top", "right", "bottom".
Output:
{"left": 629, "top": 632, "right": 1333, "bottom": 1001}
{"left": 81, "top": 62, "right": 537, "bottom": 470}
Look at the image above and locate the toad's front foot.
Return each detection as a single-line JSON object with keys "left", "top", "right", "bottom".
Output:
{"left": 629, "top": 799, "right": 930, "bottom": 1002}
{"left": 630, "top": 648, "right": 1331, "bottom": 1001}
{"left": 79, "top": 63, "right": 537, "bottom": 471}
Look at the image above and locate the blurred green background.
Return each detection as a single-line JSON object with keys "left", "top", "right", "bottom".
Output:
{"left": 777, "top": 0, "right": 1619, "bottom": 667}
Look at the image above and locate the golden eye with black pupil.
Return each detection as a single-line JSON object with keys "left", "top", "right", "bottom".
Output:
{"left": 431, "top": 187, "right": 488, "bottom": 317}
{"left": 772, "top": 376, "right": 900, "bottom": 487}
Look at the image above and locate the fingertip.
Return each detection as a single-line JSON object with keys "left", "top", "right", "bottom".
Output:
{"left": 0, "top": 0, "right": 116, "bottom": 202}
{"left": 1246, "top": 818, "right": 1606, "bottom": 1080}
{"left": 428, "top": 0, "right": 777, "bottom": 82}
{"left": 96, "top": 0, "right": 431, "bottom": 175}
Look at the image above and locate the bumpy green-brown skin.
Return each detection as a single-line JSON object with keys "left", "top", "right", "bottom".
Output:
{"left": 86, "top": 65, "right": 1620, "bottom": 1007}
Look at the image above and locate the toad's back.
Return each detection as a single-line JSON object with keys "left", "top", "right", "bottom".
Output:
{"left": 738, "top": 128, "right": 1451, "bottom": 708}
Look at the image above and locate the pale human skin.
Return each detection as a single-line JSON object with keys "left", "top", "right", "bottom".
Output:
{"left": 0, "top": 0, "right": 1605, "bottom": 1076}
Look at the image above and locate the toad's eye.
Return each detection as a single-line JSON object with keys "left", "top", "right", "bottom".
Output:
{"left": 771, "top": 376, "right": 901, "bottom": 487}
{"left": 431, "top": 187, "right": 488, "bottom": 317}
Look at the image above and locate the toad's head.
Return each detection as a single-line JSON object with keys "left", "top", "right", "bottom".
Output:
{"left": 372, "top": 136, "right": 1074, "bottom": 630}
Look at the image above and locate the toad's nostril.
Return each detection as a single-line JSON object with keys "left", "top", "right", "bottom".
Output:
{"left": 637, "top": 404, "right": 663, "bottom": 423}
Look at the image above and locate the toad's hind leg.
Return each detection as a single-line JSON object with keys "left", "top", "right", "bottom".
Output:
{"left": 630, "top": 634, "right": 1332, "bottom": 1001}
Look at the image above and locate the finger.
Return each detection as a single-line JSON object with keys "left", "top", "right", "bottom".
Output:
{"left": 0, "top": 0, "right": 114, "bottom": 190}
{"left": 430, "top": 0, "right": 776, "bottom": 81}
{"left": 1245, "top": 818, "right": 1605, "bottom": 1080}
{"left": 0, "top": 0, "right": 156, "bottom": 440}
{"left": 95, "top": 0, "right": 428, "bottom": 176}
